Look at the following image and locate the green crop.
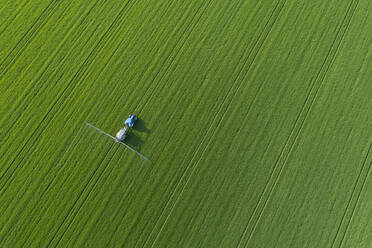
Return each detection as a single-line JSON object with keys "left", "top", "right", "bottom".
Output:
{"left": 0, "top": 0, "right": 371, "bottom": 247}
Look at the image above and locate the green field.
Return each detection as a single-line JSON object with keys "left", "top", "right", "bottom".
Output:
{"left": 1, "top": 0, "right": 371, "bottom": 247}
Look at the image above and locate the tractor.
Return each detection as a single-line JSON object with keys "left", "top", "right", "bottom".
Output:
{"left": 115, "top": 114, "right": 138, "bottom": 142}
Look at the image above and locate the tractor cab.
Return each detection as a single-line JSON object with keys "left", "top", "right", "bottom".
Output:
{"left": 116, "top": 114, "right": 138, "bottom": 141}
{"left": 124, "top": 114, "right": 138, "bottom": 128}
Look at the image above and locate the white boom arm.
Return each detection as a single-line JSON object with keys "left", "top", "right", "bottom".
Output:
{"left": 86, "top": 123, "right": 150, "bottom": 161}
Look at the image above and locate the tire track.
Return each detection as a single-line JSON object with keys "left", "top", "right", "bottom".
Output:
{"left": 236, "top": 0, "right": 359, "bottom": 247}
{"left": 137, "top": 0, "right": 249, "bottom": 246}
{"left": 0, "top": 24, "right": 101, "bottom": 136}
{"left": 133, "top": 0, "right": 214, "bottom": 113}
{"left": 51, "top": 145, "right": 124, "bottom": 248}
{"left": 0, "top": 118, "right": 95, "bottom": 240}
{"left": 0, "top": 0, "right": 62, "bottom": 80}
{"left": 104, "top": 1, "right": 235, "bottom": 245}
{"left": 54, "top": 46, "right": 192, "bottom": 242}
{"left": 0, "top": 24, "right": 100, "bottom": 176}
{"left": 88, "top": 2, "right": 219, "bottom": 242}
{"left": 32, "top": 1, "right": 141, "bottom": 245}
{"left": 0, "top": 129, "right": 113, "bottom": 245}
{"left": 0, "top": 24, "right": 137, "bottom": 244}
{"left": 143, "top": 1, "right": 287, "bottom": 246}
{"left": 0, "top": 0, "right": 31, "bottom": 37}
{"left": 36, "top": 3, "right": 186, "bottom": 240}
{"left": 24, "top": 0, "right": 274, "bottom": 245}
{"left": 0, "top": 0, "right": 102, "bottom": 157}
{"left": 0, "top": 1, "right": 137, "bottom": 236}
{"left": 92, "top": 0, "right": 179, "bottom": 118}
{"left": 1, "top": 0, "right": 173, "bottom": 241}
{"left": 45, "top": 144, "right": 117, "bottom": 248}
{"left": 118, "top": 97, "right": 199, "bottom": 247}
{"left": 49, "top": 0, "right": 214, "bottom": 199}
{"left": 105, "top": 60, "right": 210, "bottom": 247}
{"left": 331, "top": 142, "right": 372, "bottom": 248}
{"left": 0, "top": 0, "right": 136, "bottom": 193}
{"left": 83, "top": 153, "right": 148, "bottom": 247}
{"left": 81, "top": 0, "right": 180, "bottom": 126}
{"left": 104, "top": 2, "right": 245, "bottom": 236}
{"left": 3, "top": 123, "right": 108, "bottom": 245}
{"left": 92, "top": 0, "right": 188, "bottom": 121}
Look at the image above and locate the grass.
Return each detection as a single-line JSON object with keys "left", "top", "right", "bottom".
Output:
{"left": 0, "top": 0, "right": 371, "bottom": 247}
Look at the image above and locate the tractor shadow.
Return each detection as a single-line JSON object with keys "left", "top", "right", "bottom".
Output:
{"left": 125, "top": 132, "right": 144, "bottom": 150}
{"left": 134, "top": 118, "right": 151, "bottom": 134}
{"left": 125, "top": 119, "right": 150, "bottom": 150}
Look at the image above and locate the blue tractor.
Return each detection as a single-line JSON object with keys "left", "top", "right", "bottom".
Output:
{"left": 124, "top": 114, "right": 138, "bottom": 128}
{"left": 115, "top": 114, "right": 138, "bottom": 141}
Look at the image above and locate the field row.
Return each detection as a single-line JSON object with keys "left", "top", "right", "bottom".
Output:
{"left": 0, "top": 0, "right": 371, "bottom": 247}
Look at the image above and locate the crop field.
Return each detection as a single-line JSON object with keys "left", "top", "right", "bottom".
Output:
{"left": 0, "top": 0, "right": 371, "bottom": 247}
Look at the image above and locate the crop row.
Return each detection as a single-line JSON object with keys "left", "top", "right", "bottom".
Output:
{"left": 1, "top": 0, "right": 371, "bottom": 247}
